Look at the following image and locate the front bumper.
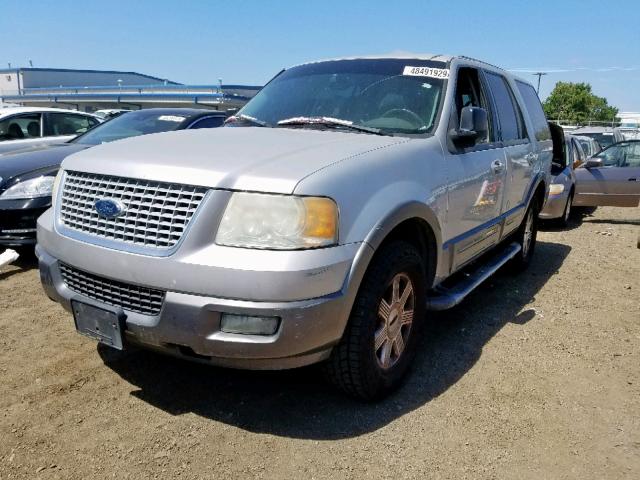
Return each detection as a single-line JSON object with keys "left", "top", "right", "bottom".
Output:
{"left": 0, "top": 197, "right": 50, "bottom": 246}
{"left": 36, "top": 207, "right": 373, "bottom": 369}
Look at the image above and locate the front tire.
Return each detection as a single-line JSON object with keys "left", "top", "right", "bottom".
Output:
{"left": 324, "top": 241, "right": 426, "bottom": 400}
{"left": 555, "top": 190, "right": 574, "bottom": 228}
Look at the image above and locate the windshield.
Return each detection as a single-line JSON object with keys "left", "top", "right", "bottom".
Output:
{"left": 72, "top": 110, "right": 187, "bottom": 146}
{"left": 237, "top": 59, "right": 447, "bottom": 135}
{"left": 579, "top": 132, "right": 615, "bottom": 149}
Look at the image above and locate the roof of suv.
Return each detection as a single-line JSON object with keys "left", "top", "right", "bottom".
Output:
{"left": 0, "top": 106, "right": 98, "bottom": 119}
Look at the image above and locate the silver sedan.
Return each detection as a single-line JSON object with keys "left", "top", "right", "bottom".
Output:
{"left": 540, "top": 133, "right": 585, "bottom": 226}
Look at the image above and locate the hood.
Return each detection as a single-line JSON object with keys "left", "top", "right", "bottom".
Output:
{"left": 62, "top": 127, "right": 408, "bottom": 193}
{"left": 0, "top": 144, "right": 88, "bottom": 187}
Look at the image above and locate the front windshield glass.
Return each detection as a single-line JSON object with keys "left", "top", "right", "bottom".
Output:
{"left": 581, "top": 132, "right": 614, "bottom": 148}
{"left": 237, "top": 59, "right": 447, "bottom": 135}
{"left": 72, "top": 110, "right": 187, "bottom": 146}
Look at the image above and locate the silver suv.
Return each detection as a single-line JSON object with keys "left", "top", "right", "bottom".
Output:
{"left": 37, "top": 55, "right": 551, "bottom": 399}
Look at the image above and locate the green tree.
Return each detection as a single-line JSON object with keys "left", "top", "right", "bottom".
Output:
{"left": 543, "top": 82, "right": 618, "bottom": 125}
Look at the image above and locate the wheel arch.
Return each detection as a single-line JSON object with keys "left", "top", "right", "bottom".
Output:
{"left": 362, "top": 201, "right": 442, "bottom": 289}
{"left": 529, "top": 175, "right": 547, "bottom": 211}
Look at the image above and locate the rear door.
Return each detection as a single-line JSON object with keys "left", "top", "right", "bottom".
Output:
{"left": 513, "top": 81, "right": 554, "bottom": 229}
{"left": 484, "top": 72, "right": 533, "bottom": 229}
{"left": 575, "top": 142, "right": 640, "bottom": 207}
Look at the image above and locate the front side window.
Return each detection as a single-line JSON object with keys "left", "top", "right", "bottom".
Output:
{"left": 453, "top": 67, "right": 493, "bottom": 143}
{"left": 237, "top": 59, "right": 446, "bottom": 136}
{"left": 595, "top": 145, "right": 622, "bottom": 166}
{"left": 0, "top": 113, "right": 41, "bottom": 140}
{"left": 45, "top": 113, "right": 98, "bottom": 137}
{"left": 620, "top": 142, "right": 640, "bottom": 167}
{"left": 485, "top": 72, "right": 526, "bottom": 142}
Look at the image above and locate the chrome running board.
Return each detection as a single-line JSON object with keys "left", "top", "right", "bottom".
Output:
{"left": 426, "top": 242, "right": 521, "bottom": 311}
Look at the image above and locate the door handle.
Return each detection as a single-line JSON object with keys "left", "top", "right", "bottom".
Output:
{"left": 491, "top": 160, "right": 504, "bottom": 174}
{"left": 629, "top": 178, "right": 639, "bottom": 182}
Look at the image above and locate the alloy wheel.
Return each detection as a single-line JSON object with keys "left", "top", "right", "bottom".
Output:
{"left": 375, "top": 273, "right": 415, "bottom": 369}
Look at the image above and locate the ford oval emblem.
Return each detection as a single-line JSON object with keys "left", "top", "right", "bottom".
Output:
{"left": 94, "top": 198, "right": 126, "bottom": 218}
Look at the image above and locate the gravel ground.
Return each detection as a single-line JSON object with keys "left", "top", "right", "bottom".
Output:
{"left": 0, "top": 206, "right": 638, "bottom": 479}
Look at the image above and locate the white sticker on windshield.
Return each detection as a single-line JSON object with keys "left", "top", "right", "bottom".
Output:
{"left": 158, "top": 115, "right": 185, "bottom": 122}
{"left": 403, "top": 66, "right": 450, "bottom": 79}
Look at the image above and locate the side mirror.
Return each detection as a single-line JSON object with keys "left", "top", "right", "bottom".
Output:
{"left": 450, "top": 106, "right": 488, "bottom": 148}
{"left": 584, "top": 157, "right": 604, "bottom": 169}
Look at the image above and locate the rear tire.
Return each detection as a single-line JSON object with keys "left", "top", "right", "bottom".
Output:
{"left": 510, "top": 196, "right": 540, "bottom": 271}
{"left": 324, "top": 241, "right": 426, "bottom": 400}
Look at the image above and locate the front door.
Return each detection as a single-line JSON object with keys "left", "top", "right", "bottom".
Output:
{"left": 445, "top": 66, "right": 507, "bottom": 271}
{"left": 575, "top": 141, "right": 640, "bottom": 207}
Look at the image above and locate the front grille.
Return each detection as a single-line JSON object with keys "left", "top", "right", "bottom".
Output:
{"left": 59, "top": 171, "right": 207, "bottom": 250}
{"left": 60, "top": 263, "right": 165, "bottom": 316}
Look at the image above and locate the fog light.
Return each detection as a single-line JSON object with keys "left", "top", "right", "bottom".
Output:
{"left": 220, "top": 313, "right": 280, "bottom": 335}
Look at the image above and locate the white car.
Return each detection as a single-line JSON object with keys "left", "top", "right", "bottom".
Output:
{"left": 0, "top": 107, "right": 100, "bottom": 155}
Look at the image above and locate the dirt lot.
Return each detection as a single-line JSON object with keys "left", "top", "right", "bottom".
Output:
{"left": 0, "top": 206, "right": 638, "bottom": 479}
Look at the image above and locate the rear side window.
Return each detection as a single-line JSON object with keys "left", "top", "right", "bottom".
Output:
{"left": 485, "top": 72, "right": 526, "bottom": 142}
{"left": 516, "top": 81, "right": 551, "bottom": 141}
{"left": 622, "top": 143, "right": 640, "bottom": 168}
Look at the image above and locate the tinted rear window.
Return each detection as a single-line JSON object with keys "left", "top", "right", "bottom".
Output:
{"left": 516, "top": 81, "right": 551, "bottom": 141}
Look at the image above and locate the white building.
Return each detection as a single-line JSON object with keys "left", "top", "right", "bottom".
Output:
{"left": 618, "top": 112, "right": 640, "bottom": 128}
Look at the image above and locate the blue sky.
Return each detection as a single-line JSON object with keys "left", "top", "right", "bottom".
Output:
{"left": 1, "top": 0, "right": 638, "bottom": 111}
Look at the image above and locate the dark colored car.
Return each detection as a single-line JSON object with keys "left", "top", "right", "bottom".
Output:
{"left": 0, "top": 108, "right": 226, "bottom": 246}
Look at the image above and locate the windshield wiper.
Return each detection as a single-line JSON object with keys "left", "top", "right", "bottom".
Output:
{"left": 276, "top": 116, "right": 390, "bottom": 136}
{"left": 225, "top": 113, "right": 270, "bottom": 127}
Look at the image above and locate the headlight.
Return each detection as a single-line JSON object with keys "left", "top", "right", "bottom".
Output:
{"left": 216, "top": 192, "right": 338, "bottom": 249}
{"left": 0, "top": 175, "right": 56, "bottom": 200}
{"left": 549, "top": 184, "right": 565, "bottom": 195}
